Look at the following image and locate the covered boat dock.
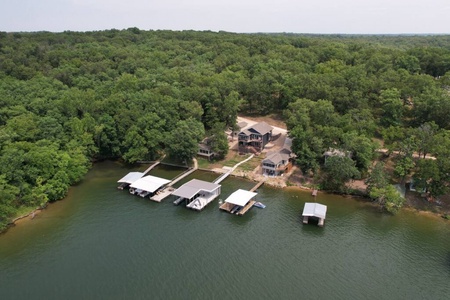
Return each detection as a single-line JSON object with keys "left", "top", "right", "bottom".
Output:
{"left": 220, "top": 189, "right": 257, "bottom": 216}
{"left": 117, "top": 172, "right": 144, "bottom": 189}
{"left": 172, "top": 179, "right": 221, "bottom": 211}
{"left": 129, "top": 175, "right": 171, "bottom": 197}
{"left": 302, "top": 202, "right": 327, "bottom": 227}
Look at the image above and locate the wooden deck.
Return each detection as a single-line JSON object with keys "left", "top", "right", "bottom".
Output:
{"left": 250, "top": 180, "right": 265, "bottom": 192}
{"left": 150, "top": 187, "right": 175, "bottom": 202}
{"left": 220, "top": 200, "right": 256, "bottom": 216}
{"left": 219, "top": 202, "right": 233, "bottom": 212}
{"left": 236, "top": 200, "right": 256, "bottom": 216}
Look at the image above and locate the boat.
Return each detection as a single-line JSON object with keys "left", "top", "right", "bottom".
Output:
{"left": 253, "top": 202, "right": 266, "bottom": 209}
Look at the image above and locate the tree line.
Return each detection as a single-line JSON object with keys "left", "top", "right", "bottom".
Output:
{"left": 1, "top": 29, "right": 450, "bottom": 229}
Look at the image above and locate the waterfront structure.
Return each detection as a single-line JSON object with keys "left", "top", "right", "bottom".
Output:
{"left": 117, "top": 172, "right": 144, "bottom": 189}
{"left": 150, "top": 158, "right": 198, "bottom": 202}
{"left": 117, "top": 161, "right": 161, "bottom": 190}
{"left": 220, "top": 189, "right": 257, "bottom": 215}
{"left": 197, "top": 137, "right": 216, "bottom": 160}
{"left": 129, "top": 175, "right": 171, "bottom": 197}
{"left": 238, "top": 122, "right": 273, "bottom": 154}
{"left": 302, "top": 202, "right": 327, "bottom": 227}
{"left": 172, "top": 179, "right": 221, "bottom": 211}
{"left": 262, "top": 148, "right": 293, "bottom": 176}
{"left": 261, "top": 138, "right": 295, "bottom": 176}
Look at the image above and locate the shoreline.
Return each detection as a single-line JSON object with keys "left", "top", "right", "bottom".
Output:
{"left": 205, "top": 163, "right": 450, "bottom": 220}
{"left": 5, "top": 160, "right": 448, "bottom": 234}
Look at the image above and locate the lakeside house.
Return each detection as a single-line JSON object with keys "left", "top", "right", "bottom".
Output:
{"left": 197, "top": 137, "right": 216, "bottom": 160}
{"left": 238, "top": 121, "right": 273, "bottom": 154}
{"left": 261, "top": 138, "right": 295, "bottom": 176}
{"left": 262, "top": 149, "right": 294, "bottom": 176}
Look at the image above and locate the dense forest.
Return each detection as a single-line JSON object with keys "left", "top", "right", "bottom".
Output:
{"left": 1, "top": 29, "right": 450, "bottom": 229}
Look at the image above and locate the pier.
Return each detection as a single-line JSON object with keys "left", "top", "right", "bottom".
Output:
{"left": 117, "top": 159, "right": 161, "bottom": 189}
{"left": 249, "top": 179, "right": 265, "bottom": 192}
{"left": 150, "top": 158, "right": 198, "bottom": 202}
{"left": 172, "top": 179, "right": 221, "bottom": 210}
{"left": 220, "top": 179, "right": 264, "bottom": 215}
{"left": 142, "top": 160, "right": 161, "bottom": 176}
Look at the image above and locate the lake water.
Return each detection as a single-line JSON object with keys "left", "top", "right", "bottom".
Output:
{"left": 1, "top": 161, "right": 449, "bottom": 299}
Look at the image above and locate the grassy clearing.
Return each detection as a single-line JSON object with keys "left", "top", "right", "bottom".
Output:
{"left": 196, "top": 157, "right": 211, "bottom": 169}
{"left": 237, "top": 155, "right": 264, "bottom": 172}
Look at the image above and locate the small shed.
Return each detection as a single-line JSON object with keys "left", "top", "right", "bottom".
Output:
{"left": 129, "top": 175, "right": 171, "bottom": 197}
{"left": 302, "top": 202, "right": 327, "bottom": 227}
{"left": 220, "top": 189, "right": 257, "bottom": 215}
{"left": 117, "top": 172, "right": 144, "bottom": 189}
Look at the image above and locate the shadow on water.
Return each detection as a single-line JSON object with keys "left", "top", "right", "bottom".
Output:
{"left": 225, "top": 210, "right": 256, "bottom": 227}
{"left": 299, "top": 219, "right": 326, "bottom": 236}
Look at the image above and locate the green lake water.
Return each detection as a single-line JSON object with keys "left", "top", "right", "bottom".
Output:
{"left": 1, "top": 161, "right": 449, "bottom": 299}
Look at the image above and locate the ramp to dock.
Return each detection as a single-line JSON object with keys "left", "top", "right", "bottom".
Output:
{"left": 250, "top": 180, "right": 265, "bottom": 192}
{"left": 149, "top": 158, "right": 198, "bottom": 202}
{"left": 213, "top": 154, "right": 254, "bottom": 184}
{"left": 142, "top": 160, "right": 161, "bottom": 176}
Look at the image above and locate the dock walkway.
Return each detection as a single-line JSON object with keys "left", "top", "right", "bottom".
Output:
{"left": 250, "top": 179, "right": 265, "bottom": 192}
{"left": 150, "top": 158, "right": 198, "bottom": 202}
{"left": 213, "top": 154, "right": 254, "bottom": 184}
{"left": 236, "top": 200, "right": 256, "bottom": 216}
{"left": 142, "top": 160, "right": 161, "bottom": 176}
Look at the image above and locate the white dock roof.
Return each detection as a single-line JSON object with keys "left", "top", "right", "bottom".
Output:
{"left": 225, "top": 189, "right": 257, "bottom": 207}
{"left": 117, "top": 172, "right": 144, "bottom": 184}
{"left": 130, "top": 175, "right": 171, "bottom": 193}
{"left": 172, "top": 179, "right": 220, "bottom": 199}
{"left": 302, "top": 202, "right": 327, "bottom": 219}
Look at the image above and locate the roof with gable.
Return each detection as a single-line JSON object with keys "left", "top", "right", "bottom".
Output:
{"left": 302, "top": 202, "right": 327, "bottom": 219}
{"left": 239, "top": 121, "right": 273, "bottom": 136}
{"left": 117, "top": 172, "right": 144, "bottom": 184}
{"left": 129, "top": 175, "right": 171, "bottom": 193}
{"left": 172, "top": 179, "right": 221, "bottom": 199}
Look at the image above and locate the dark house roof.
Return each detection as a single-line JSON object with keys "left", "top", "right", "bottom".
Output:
{"left": 239, "top": 122, "right": 273, "bottom": 136}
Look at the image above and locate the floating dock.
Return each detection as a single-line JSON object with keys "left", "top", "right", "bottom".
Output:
{"left": 129, "top": 175, "right": 171, "bottom": 198}
{"left": 150, "top": 186, "right": 175, "bottom": 202}
{"left": 149, "top": 158, "right": 198, "bottom": 202}
{"left": 117, "top": 172, "right": 144, "bottom": 190}
{"left": 117, "top": 161, "right": 161, "bottom": 189}
{"left": 302, "top": 202, "right": 327, "bottom": 227}
{"left": 220, "top": 179, "right": 264, "bottom": 216}
{"left": 172, "top": 179, "right": 221, "bottom": 211}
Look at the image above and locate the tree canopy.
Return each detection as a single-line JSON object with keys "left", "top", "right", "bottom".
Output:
{"left": 1, "top": 30, "right": 450, "bottom": 228}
